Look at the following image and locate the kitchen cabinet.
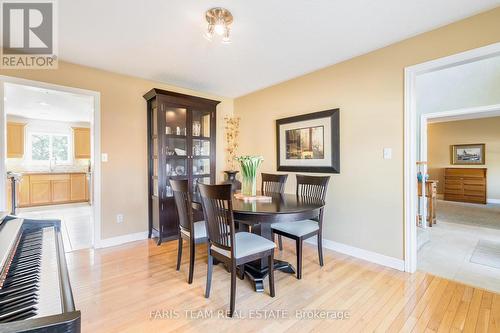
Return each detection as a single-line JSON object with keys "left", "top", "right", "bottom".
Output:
{"left": 143, "top": 88, "right": 219, "bottom": 245}
{"left": 7, "top": 122, "right": 26, "bottom": 158}
{"left": 5, "top": 179, "right": 12, "bottom": 212}
{"left": 29, "top": 175, "right": 52, "bottom": 205}
{"left": 18, "top": 176, "right": 30, "bottom": 206}
{"left": 19, "top": 173, "right": 89, "bottom": 207}
{"left": 51, "top": 175, "right": 71, "bottom": 203}
{"left": 73, "top": 127, "right": 91, "bottom": 159}
{"left": 70, "top": 173, "right": 87, "bottom": 201}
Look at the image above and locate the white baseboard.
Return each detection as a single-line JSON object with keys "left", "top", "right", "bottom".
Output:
{"left": 487, "top": 198, "right": 500, "bottom": 204}
{"left": 305, "top": 237, "right": 405, "bottom": 271}
{"left": 97, "top": 231, "right": 149, "bottom": 249}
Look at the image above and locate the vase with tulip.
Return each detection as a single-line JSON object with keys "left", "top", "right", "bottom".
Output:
{"left": 235, "top": 156, "right": 263, "bottom": 197}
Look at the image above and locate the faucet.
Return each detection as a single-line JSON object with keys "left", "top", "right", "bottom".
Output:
{"left": 49, "top": 156, "right": 57, "bottom": 172}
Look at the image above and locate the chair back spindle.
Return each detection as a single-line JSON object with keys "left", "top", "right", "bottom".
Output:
{"left": 296, "top": 175, "right": 330, "bottom": 201}
{"left": 261, "top": 173, "right": 288, "bottom": 194}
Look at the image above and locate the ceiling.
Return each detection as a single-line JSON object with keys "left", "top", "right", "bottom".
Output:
{"left": 4, "top": 83, "right": 93, "bottom": 122}
{"left": 417, "top": 55, "right": 500, "bottom": 115}
{"left": 58, "top": 1, "right": 500, "bottom": 97}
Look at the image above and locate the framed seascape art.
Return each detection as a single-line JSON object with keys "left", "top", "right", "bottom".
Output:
{"left": 451, "top": 144, "right": 485, "bottom": 165}
{"left": 276, "top": 109, "right": 339, "bottom": 173}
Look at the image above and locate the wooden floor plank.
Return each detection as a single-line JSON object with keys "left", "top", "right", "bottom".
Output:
{"left": 437, "top": 284, "right": 466, "bottom": 333}
{"left": 62, "top": 239, "right": 498, "bottom": 333}
{"left": 451, "top": 285, "right": 475, "bottom": 331}
{"left": 463, "top": 288, "right": 484, "bottom": 332}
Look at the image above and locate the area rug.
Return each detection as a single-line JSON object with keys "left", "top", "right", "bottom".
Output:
{"left": 470, "top": 239, "right": 500, "bottom": 269}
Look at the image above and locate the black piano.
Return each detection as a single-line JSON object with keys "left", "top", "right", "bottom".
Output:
{"left": 0, "top": 213, "right": 81, "bottom": 332}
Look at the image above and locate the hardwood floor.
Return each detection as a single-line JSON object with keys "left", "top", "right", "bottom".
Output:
{"left": 65, "top": 239, "right": 500, "bottom": 332}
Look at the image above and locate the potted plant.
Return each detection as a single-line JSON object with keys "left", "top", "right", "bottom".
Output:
{"left": 235, "top": 155, "right": 264, "bottom": 197}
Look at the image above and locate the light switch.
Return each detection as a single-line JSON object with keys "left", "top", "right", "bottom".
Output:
{"left": 383, "top": 148, "right": 392, "bottom": 160}
{"left": 101, "top": 153, "right": 108, "bottom": 162}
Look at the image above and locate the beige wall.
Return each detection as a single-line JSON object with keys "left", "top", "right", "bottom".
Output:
{"left": 428, "top": 117, "right": 500, "bottom": 200}
{"left": 1, "top": 62, "right": 234, "bottom": 240}
{"left": 234, "top": 8, "right": 500, "bottom": 260}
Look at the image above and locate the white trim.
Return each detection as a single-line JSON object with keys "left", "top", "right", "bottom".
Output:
{"left": 306, "top": 238, "right": 405, "bottom": 271}
{"left": 422, "top": 104, "right": 500, "bottom": 123}
{"left": 98, "top": 231, "right": 149, "bottom": 249}
{"left": 404, "top": 42, "right": 500, "bottom": 273}
{"left": 487, "top": 198, "right": 500, "bottom": 204}
{"left": 0, "top": 75, "right": 102, "bottom": 248}
{"left": 0, "top": 82, "right": 6, "bottom": 212}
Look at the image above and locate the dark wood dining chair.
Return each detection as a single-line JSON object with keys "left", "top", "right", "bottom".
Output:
{"left": 261, "top": 173, "right": 288, "bottom": 249}
{"left": 198, "top": 183, "right": 276, "bottom": 317}
{"left": 261, "top": 173, "right": 288, "bottom": 194}
{"left": 171, "top": 179, "right": 208, "bottom": 284}
{"left": 271, "top": 174, "right": 330, "bottom": 279}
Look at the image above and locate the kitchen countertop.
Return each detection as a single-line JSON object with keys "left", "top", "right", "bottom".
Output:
{"left": 10, "top": 171, "right": 90, "bottom": 175}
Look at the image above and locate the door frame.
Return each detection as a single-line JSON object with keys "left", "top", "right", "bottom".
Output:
{"left": 0, "top": 75, "right": 102, "bottom": 248}
{"left": 403, "top": 42, "right": 500, "bottom": 273}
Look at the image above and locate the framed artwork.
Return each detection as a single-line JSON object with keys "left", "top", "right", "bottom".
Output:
{"left": 276, "top": 109, "right": 339, "bottom": 173}
{"left": 451, "top": 144, "right": 485, "bottom": 165}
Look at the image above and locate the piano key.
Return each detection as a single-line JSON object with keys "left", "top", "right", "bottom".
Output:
{"left": 33, "top": 227, "right": 63, "bottom": 318}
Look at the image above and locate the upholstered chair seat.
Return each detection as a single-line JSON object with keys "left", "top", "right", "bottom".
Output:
{"left": 180, "top": 221, "right": 207, "bottom": 240}
{"left": 211, "top": 232, "right": 276, "bottom": 259}
{"left": 271, "top": 220, "right": 319, "bottom": 238}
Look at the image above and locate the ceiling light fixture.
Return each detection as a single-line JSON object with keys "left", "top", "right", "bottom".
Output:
{"left": 205, "top": 7, "right": 233, "bottom": 44}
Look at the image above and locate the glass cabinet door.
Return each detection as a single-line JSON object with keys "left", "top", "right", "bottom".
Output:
{"left": 191, "top": 109, "right": 213, "bottom": 192}
{"left": 162, "top": 106, "right": 188, "bottom": 198}
{"left": 151, "top": 101, "right": 159, "bottom": 198}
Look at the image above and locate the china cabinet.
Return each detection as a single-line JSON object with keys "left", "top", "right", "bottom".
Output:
{"left": 144, "top": 88, "right": 220, "bottom": 244}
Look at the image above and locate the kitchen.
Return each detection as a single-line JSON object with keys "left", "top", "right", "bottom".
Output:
{"left": 4, "top": 82, "right": 94, "bottom": 251}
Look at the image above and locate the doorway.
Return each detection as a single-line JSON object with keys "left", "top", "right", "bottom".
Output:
{"left": 404, "top": 42, "right": 500, "bottom": 289}
{"left": 418, "top": 110, "right": 500, "bottom": 293}
{"left": 0, "top": 76, "right": 101, "bottom": 251}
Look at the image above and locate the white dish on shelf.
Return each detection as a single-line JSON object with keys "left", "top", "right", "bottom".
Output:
{"left": 174, "top": 148, "right": 186, "bottom": 156}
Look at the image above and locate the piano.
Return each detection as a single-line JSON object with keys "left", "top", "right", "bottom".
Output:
{"left": 0, "top": 212, "right": 81, "bottom": 332}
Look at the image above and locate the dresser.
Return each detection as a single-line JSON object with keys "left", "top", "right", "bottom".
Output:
{"left": 444, "top": 168, "right": 487, "bottom": 204}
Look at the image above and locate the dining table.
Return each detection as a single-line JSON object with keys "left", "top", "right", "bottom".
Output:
{"left": 192, "top": 191, "right": 325, "bottom": 292}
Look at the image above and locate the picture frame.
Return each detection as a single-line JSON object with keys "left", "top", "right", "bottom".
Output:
{"left": 276, "top": 108, "right": 339, "bottom": 173}
{"left": 451, "top": 144, "right": 485, "bottom": 165}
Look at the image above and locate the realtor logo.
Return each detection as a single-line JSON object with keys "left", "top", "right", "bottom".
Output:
{"left": 1, "top": 0, "right": 57, "bottom": 69}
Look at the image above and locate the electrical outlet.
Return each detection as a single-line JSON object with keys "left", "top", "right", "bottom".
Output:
{"left": 116, "top": 214, "right": 124, "bottom": 224}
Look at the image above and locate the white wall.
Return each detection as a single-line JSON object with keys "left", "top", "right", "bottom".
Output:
{"left": 417, "top": 55, "right": 500, "bottom": 115}
{"left": 428, "top": 116, "right": 500, "bottom": 201}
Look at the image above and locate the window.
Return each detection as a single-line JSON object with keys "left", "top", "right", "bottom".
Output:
{"left": 30, "top": 133, "right": 70, "bottom": 163}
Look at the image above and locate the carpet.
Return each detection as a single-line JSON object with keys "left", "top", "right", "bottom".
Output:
{"left": 436, "top": 200, "right": 500, "bottom": 230}
{"left": 470, "top": 239, "right": 500, "bottom": 269}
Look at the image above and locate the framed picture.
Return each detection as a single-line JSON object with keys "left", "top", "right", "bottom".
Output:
{"left": 276, "top": 109, "right": 339, "bottom": 173}
{"left": 451, "top": 144, "right": 485, "bottom": 165}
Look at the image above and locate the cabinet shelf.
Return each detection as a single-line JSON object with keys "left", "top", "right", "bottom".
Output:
{"left": 166, "top": 155, "right": 188, "bottom": 159}
{"left": 165, "top": 134, "right": 187, "bottom": 139}
{"left": 192, "top": 135, "right": 211, "bottom": 140}
{"left": 193, "top": 174, "right": 211, "bottom": 178}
